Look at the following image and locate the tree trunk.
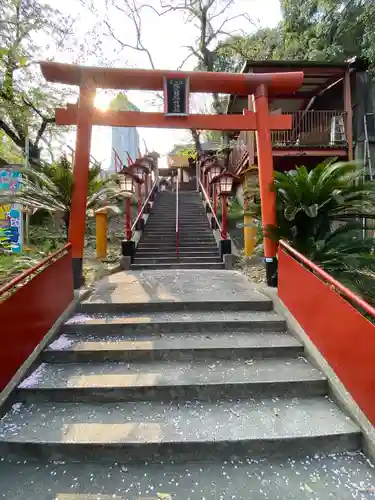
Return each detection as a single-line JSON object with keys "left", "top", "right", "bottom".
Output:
{"left": 63, "top": 212, "right": 70, "bottom": 239}
{"left": 191, "top": 129, "right": 203, "bottom": 156}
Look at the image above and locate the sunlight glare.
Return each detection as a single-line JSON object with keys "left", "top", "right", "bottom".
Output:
{"left": 94, "top": 93, "right": 111, "bottom": 111}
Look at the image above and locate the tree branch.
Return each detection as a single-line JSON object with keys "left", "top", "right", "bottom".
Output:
{"left": 0, "top": 119, "right": 22, "bottom": 148}
{"left": 34, "top": 117, "right": 55, "bottom": 149}
{"left": 104, "top": 0, "right": 155, "bottom": 68}
{"left": 177, "top": 51, "right": 195, "bottom": 70}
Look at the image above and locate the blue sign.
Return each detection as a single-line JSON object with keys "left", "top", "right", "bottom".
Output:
{"left": 0, "top": 168, "right": 23, "bottom": 253}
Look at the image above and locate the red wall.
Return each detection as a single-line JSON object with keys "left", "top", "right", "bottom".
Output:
{"left": 278, "top": 248, "right": 375, "bottom": 425}
{"left": 0, "top": 248, "right": 74, "bottom": 389}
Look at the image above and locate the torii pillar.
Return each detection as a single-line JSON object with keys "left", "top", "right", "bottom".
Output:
{"left": 69, "top": 82, "right": 95, "bottom": 288}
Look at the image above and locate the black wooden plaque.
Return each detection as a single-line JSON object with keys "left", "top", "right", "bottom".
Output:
{"left": 164, "top": 77, "right": 189, "bottom": 116}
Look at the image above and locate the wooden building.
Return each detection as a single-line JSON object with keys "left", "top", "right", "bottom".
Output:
{"left": 227, "top": 57, "right": 373, "bottom": 177}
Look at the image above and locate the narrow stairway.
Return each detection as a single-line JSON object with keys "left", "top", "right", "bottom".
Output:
{"left": 132, "top": 190, "right": 223, "bottom": 270}
{"left": 0, "top": 269, "right": 373, "bottom": 499}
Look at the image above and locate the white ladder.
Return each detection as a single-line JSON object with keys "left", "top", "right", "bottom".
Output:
{"left": 364, "top": 113, "right": 374, "bottom": 181}
{"left": 330, "top": 114, "right": 346, "bottom": 145}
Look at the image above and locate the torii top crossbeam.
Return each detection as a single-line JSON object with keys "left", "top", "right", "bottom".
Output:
{"left": 40, "top": 62, "right": 303, "bottom": 95}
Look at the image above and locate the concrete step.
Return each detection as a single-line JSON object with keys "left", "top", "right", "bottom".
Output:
{"left": 141, "top": 236, "right": 213, "bottom": 241}
{"left": 135, "top": 250, "right": 219, "bottom": 257}
{"left": 137, "top": 244, "right": 218, "bottom": 251}
{"left": 0, "top": 452, "right": 372, "bottom": 499}
{"left": 62, "top": 310, "right": 287, "bottom": 335}
{"left": 141, "top": 236, "right": 213, "bottom": 242}
{"left": 140, "top": 240, "right": 214, "bottom": 245}
{"left": 43, "top": 330, "right": 301, "bottom": 363}
{"left": 0, "top": 397, "right": 360, "bottom": 463}
{"left": 134, "top": 254, "right": 220, "bottom": 260}
{"left": 132, "top": 257, "right": 222, "bottom": 264}
{"left": 145, "top": 226, "right": 210, "bottom": 231}
{"left": 16, "top": 358, "right": 327, "bottom": 403}
{"left": 146, "top": 220, "right": 210, "bottom": 225}
{"left": 139, "top": 241, "right": 216, "bottom": 247}
{"left": 131, "top": 262, "right": 224, "bottom": 270}
{"left": 143, "top": 229, "right": 212, "bottom": 235}
{"left": 143, "top": 231, "right": 212, "bottom": 236}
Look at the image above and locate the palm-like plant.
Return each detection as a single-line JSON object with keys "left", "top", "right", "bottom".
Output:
{"left": 258, "top": 159, "right": 375, "bottom": 303}
{"left": 7, "top": 155, "right": 126, "bottom": 237}
{"left": 311, "top": 223, "right": 375, "bottom": 304}
{"left": 269, "top": 159, "right": 375, "bottom": 254}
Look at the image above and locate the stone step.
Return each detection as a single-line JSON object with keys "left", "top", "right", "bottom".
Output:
{"left": 0, "top": 452, "right": 372, "bottom": 499}
{"left": 136, "top": 247, "right": 218, "bottom": 253}
{"left": 141, "top": 236, "right": 214, "bottom": 241}
{"left": 43, "top": 330, "right": 301, "bottom": 363}
{"left": 146, "top": 221, "right": 210, "bottom": 226}
{"left": 145, "top": 226, "right": 210, "bottom": 231}
{"left": 137, "top": 244, "right": 217, "bottom": 250}
{"left": 62, "top": 310, "right": 287, "bottom": 335}
{"left": 137, "top": 244, "right": 218, "bottom": 250}
{"left": 149, "top": 209, "right": 204, "bottom": 212}
{"left": 16, "top": 358, "right": 327, "bottom": 403}
{"left": 135, "top": 250, "right": 219, "bottom": 257}
{"left": 142, "top": 230, "right": 212, "bottom": 236}
{"left": 132, "top": 257, "right": 222, "bottom": 264}
{"left": 0, "top": 397, "right": 360, "bottom": 463}
{"left": 134, "top": 254, "right": 220, "bottom": 260}
{"left": 131, "top": 262, "right": 224, "bottom": 270}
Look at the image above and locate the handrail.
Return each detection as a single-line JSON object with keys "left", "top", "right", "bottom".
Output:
{"left": 0, "top": 243, "right": 72, "bottom": 297}
{"left": 176, "top": 174, "right": 179, "bottom": 259}
{"left": 112, "top": 148, "right": 124, "bottom": 172}
{"left": 198, "top": 177, "right": 222, "bottom": 231}
{"left": 131, "top": 179, "right": 158, "bottom": 233}
{"left": 279, "top": 240, "right": 375, "bottom": 318}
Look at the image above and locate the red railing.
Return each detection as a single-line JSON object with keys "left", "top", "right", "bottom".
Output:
{"left": 272, "top": 110, "right": 347, "bottom": 148}
{"left": 112, "top": 148, "right": 124, "bottom": 172}
{"left": 198, "top": 177, "right": 222, "bottom": 232}
{"left": 0, "top": 243, "right": 74, "bottom": 388}
{"left": 130, "top": 179, "right": 158, "bottom": 238}
{"left": 278, "top": 240, "right": 375, "bottom": 425}
{"left": 176, "top": 174, "right": 179, "bottom": 259}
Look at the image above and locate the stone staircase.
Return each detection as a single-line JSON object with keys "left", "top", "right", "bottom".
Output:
{"left": 0, "top": 269, "right": 373, "bottom": 499}
{"left": 132, "top": 191, "right": 223, "bottom": 270}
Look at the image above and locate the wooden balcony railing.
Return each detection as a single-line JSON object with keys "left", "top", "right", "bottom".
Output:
{"left": 272, "top": 110, "right": 347, "bottom": 148}
{"left": 228, "top": 110, "right": 348, "bottom": 173}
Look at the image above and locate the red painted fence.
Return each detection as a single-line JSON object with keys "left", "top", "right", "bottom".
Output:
{"left": 278, "top": 240, "right": 375, "bottom": 425}
{"left": 0, "top": 244, "right": 74, "bottom": 389}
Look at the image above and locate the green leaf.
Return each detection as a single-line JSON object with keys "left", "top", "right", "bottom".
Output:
{"left": 284, "top": 205, "right": 300, "bottom": 221}
{"left": 304, "top": 203, "right": 318, "bottom": 218}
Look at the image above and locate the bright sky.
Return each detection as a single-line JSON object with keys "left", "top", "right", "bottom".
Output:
{"left": 46, "top": 0, "right": 282, "bottom": 167}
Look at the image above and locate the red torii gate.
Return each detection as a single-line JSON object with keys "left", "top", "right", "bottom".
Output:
{"left": 40, "top": 62, "right": 303, "bottom": 287}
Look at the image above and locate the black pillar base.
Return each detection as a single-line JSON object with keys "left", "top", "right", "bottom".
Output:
{"left": 220, "top": 239, "right": 231, "bottom": 259}
{"left": 121, "top": 240, "right": 135, "bottom": 262}
{"left": 136, "top": 218, "right": 145, "bottom": 231}
{"left": 210, "top": 216, "right": 218, "bottom": 230}
{"left": 72, "top": 257, "right": 85, "bottom": 289}
{"left": 265, "top": 257, "right": 278, "bottom": 287}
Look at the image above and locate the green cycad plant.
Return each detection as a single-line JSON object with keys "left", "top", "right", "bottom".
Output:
{"left": 261, "top": 159, "right": 375, "bottom": 304}
{"left": 7, "top": 155, "right": 127, "bottom": 238}
{"left": 269, "top": 159, "right": 375, "bottom": 255}
{"left": 311, "top": 223, "right": 375, "bottom": 305}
